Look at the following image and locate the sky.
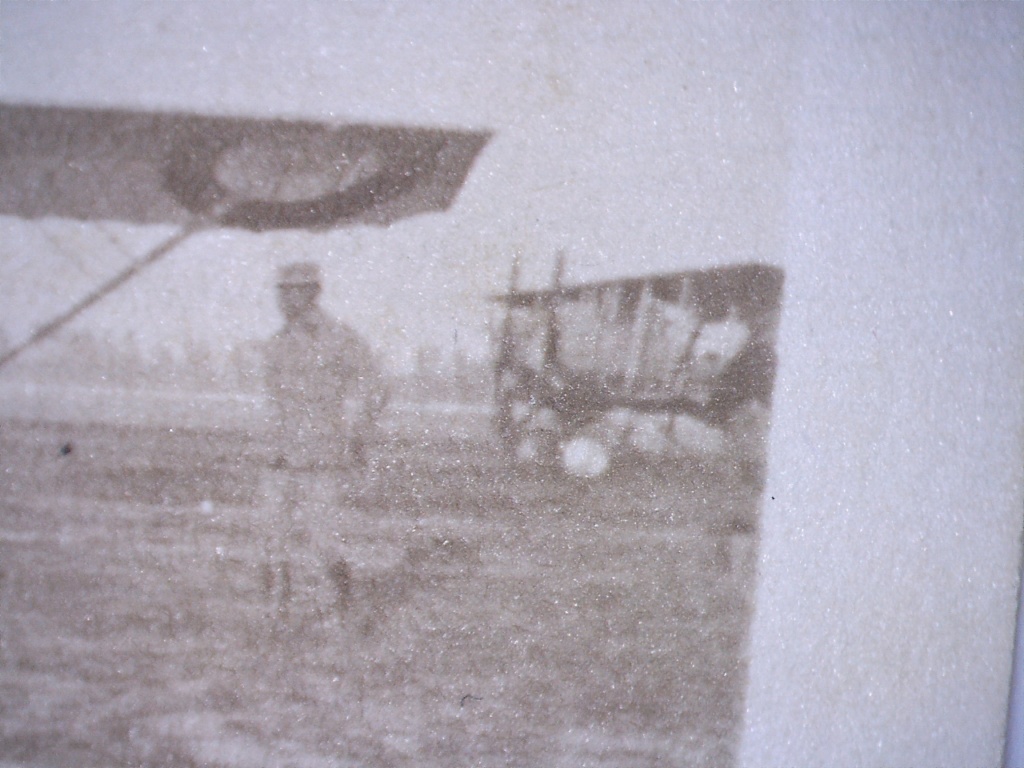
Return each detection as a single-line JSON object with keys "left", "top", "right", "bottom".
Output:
{"left": 0, "top": 1, "right": 795, "bottom": 369}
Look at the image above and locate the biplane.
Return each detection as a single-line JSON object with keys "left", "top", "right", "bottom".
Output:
{"left": 0, "top": 103, "right": 489, "bottom": 371}
{"left": 492, "top": 258, "right": 784, "bottom": 477}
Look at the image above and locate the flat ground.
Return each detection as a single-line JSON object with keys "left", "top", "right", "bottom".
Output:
{"left": 0, "top": 416, "right": 761, "bottom": 767}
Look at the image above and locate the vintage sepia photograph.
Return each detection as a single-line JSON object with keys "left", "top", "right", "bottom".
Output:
{"left": 0, "top": 99, "right": 782, "bottom": 765}
{"left": 2, "top": 4, "right": 1022, "bottom": 767}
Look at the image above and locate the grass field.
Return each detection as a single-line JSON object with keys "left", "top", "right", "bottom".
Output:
{"left": 0, "top": 415, "right": 761, "bottom": 767}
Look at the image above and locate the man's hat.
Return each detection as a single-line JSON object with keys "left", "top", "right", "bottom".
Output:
{"left": 277, "top": 262, "right": 322, "bottom": 287}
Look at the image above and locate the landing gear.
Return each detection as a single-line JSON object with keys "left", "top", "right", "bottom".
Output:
{"left": 494, "top": 368, "right": 561, "bottom": 469}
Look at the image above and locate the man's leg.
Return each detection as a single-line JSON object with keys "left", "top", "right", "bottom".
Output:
{"left": 258, "top": 468, "right": 301, "bottom": 614}
{"left": 327, "top": 557, "right": 352, "bottom": 613}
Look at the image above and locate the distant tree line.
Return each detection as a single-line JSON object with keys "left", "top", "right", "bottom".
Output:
{"left": 7, "top": 330, "right": 262, "bottom": 393}
{"left": 392, "top": 344, "right": 492, "bottom": 405}
{"left": 3, "top": 328, "right": 493, "bottom": 404}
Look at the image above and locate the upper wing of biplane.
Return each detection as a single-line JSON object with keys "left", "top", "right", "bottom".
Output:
{"left": 0, "top": 103, "right": 490, "bottom": 231}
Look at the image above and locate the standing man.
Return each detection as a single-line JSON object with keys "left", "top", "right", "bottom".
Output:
{"left": 260, "top": 261, "right": 386, "bottom": 618}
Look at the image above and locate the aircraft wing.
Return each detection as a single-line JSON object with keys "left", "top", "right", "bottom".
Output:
{"left": 0, "top": 103, "right": 490, "bottom": 231}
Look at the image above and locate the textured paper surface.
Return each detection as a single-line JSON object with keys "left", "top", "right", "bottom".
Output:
{"left": 1, "top": 3, "right": 1021, "bottom": 765}
{"left": 742, "top": 6, "right": 1024, "bottom": 766}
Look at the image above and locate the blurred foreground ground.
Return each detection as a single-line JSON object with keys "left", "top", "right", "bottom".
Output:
{"left": 0, "top": 409, "right": 761, "bottom": 767}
